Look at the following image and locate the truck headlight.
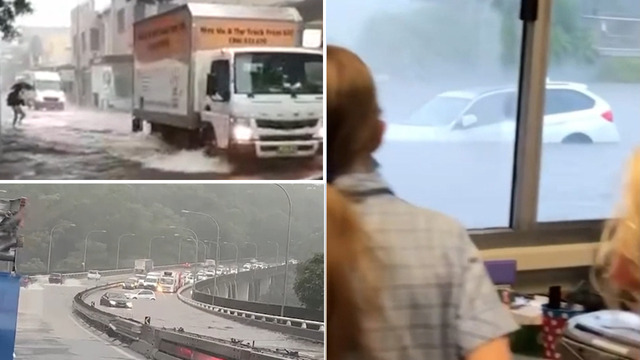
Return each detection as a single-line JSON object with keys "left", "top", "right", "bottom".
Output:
{"left": 233, "top": 124, "right": 253, "bottom": 141}
{"left": 232, "top": 117, "right": 252, "bottom": 127}
{"left": 316, "top": 126, "right": 323, "bottom": 138}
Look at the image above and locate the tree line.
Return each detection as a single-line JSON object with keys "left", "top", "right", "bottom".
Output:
{"left": 0, "top": 184, "right": 323, "bottom": 273}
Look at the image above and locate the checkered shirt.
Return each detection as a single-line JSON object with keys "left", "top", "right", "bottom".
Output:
{"left": 333, "top": 171, "right": 520, "bottom": 360}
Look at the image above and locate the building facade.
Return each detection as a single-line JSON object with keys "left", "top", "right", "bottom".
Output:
{"left": 71, "top": 0, "right": 322, "bottom": 110}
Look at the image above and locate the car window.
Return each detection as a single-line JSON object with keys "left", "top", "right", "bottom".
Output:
{"left": 407, "top": 96, "right": 471, "bottom": 126}
{"left": 462, "top": 92, "right": 516, "bottom": 128}
{"left": 545, "top": 89, "right": 595, "bottom": 115}
{"left": 141, "top": 290, "right": 152, "bottom": 295}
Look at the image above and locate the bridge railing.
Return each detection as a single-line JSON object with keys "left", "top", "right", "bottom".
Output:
{"left": 184, "top": 264, "right": 324, "bottom": 342}
{"left": 72, "top": 281, "right": 308, "bottom": 360}
{"left": 178, "top": 283, "right": 324, "bottom": 342}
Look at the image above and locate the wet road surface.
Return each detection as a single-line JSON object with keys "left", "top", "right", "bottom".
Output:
{"left": 15, "top": 276, "right": 145, "bottom": 360}
{"left": 0, "top": 106, "right": 322, "bottom": 180}
{"left": 87, "top": 288, "right": 324, "bottom": 359}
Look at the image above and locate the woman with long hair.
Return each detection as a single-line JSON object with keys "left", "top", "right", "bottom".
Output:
{"left": 327, "top": 44, "right": 516, "bottom": 360}
{"left": 327, "top": 185, "right": 382, "bottom": 359}
{"left": 592, "top": 149, "right": 640, "bottom": 310}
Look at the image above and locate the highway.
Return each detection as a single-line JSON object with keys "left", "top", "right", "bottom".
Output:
{"left": 15, "top": 275, "right": 145, "bottom": 360}
{"left": 86, "top": 287, "right": 324, "bottom": 359}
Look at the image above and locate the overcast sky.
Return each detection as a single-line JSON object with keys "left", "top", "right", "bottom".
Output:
{"left": 16, "top": 0, "right": 111, "bottom": 28}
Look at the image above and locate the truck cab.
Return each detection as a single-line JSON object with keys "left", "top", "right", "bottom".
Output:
{"left": 197, "top": 47, "right": 323, "bottom": 159}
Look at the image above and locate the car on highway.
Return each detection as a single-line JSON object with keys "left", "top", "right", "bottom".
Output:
{"left": 122, "top": 278, "right": 137, "bottom": 290}
{"left": 48, "top": 273, "right": 64, "bottom": 284}
{"left": 99, "top": 292, "right": 132, "bottom": 308}
{"left": 124, "top": 289, "right": 156, "bottom": 300}
{"left": 142, "top": 275, "right": 160, "bottom": 290}
{"left": 87, "top": 270, "right": 101, "bottom": 280}
{"left": 385, "top": 81, "right": 620, "bottom": 144}
{"left": 134, "top": 274, "right": 147, "bottom": 288}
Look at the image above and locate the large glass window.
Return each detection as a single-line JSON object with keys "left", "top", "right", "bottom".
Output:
{"left": 327, "top": 0, "right": 525, "bottom": 228}
{"left": 538, "top": 0, "right": 640, "bottom": 221}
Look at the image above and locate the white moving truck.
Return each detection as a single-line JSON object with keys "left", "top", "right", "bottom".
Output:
{"left": 134, "top": 259, "right": 153, "bottom": 274}
{"left": 131, "top": 3, "right": 323, "bottom": 161}
{"left": 17, "top": 71, "right": 66, "bottom": 110}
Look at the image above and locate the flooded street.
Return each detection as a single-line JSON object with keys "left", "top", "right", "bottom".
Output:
{"left": 0, "top": 105, "right": 322, "bottom": 180}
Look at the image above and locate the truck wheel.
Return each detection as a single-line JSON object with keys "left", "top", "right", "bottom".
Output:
{"left": 200, "top": 123, "right": 218, "bottom": 156}
{"left": 132, "top": 117, "right": 143, "bottom": 133}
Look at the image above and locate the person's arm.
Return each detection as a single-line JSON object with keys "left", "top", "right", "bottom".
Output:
{"left": 452, "top": 227, "right": 519, "bottom": 360}
{"left": 466, "top": 337, "right": 512, "bottom": 360}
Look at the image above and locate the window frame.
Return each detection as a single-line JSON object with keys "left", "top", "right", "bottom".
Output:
{"left": 470, "top": 0, "right": 602, "bottom": 250}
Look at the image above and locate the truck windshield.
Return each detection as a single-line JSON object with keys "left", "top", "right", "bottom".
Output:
{"left": 234, "top": 52, "right": 322, "bottom": 96}
{"left": 160, "top": 278, "right": 174, "bottom": 285}
{"left": 35, "top": 80, "right": 61, "bottom": 91}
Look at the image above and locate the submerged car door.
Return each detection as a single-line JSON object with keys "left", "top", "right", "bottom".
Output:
{"left": 454, "top": 91, "right": 517, "bottom": 142}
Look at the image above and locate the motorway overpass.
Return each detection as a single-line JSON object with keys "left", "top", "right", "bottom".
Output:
{"left": 15, "top": 269, "right": 324, "bottom": 359}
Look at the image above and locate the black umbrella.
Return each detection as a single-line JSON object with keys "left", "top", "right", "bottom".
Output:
{"left": 11, "top": 82, "right": 33, "bottom": 91}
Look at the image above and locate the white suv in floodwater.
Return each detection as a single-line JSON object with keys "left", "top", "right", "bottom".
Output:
{"left": 87, "top": 270, "right": 101, "bottom": 280}
{"left": 385, "top": 81, "right": 620, "bottom": 144}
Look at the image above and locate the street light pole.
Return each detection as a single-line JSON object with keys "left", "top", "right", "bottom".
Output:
{"left": 181, "top": 236, "right": 198, "bottom": 265}
{"left": 267, "top": 241, "right": 280, "bottom": 264}
{"left": 245, "top": 242, "right": 258, "bottom": 259}
{"left": 83, "top": 230, "right": 106, "bottom": 271}
{"left": 181, "top": 210, "right": 220, "bottom": 295}
{"left": 223, "top": 242, "right": 239, "bottom": 281}
{"left": 47, "top": 223, "right": 76, "bottom": 273}
{"left": 116, "top": 233, "right": 134, "bottom": 269}
{"left": 274, "top": 184, "right": 292, "bottom": 317}
{"left": 147, "top": 236, "right": 165, "bottom": 259}
{"left": 197, "top": 240, "right": 208, "bottom": 262}
{"left": 171, "top": 224, "right": 203, "bottom": 287}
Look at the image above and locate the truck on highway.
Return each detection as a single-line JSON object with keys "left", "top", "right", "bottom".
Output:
{"left": 158, "top": 271, "right": 183, "bottom": 293}
{"left": 131, "top": 3, "right": 323, "bottom": 161}
{"left": 203, "top": 259, "right": 216, "bottom": 268}
{"left": 134, "top": 259, "right": 153, "bottom": 274}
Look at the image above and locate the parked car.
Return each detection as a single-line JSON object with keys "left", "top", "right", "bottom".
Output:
{"left": 48, "top": 273, "right": 64, "bottom": 284}
{"left": 87, "top": 270, "right": 101, "bottom": 280}
{"left": 99, "top": 292, "right": 132, "bottom": 308}
{"left": 385, "top": 81, "right": 620, "bottom": 144}
{"left": 124, "top": 289, "right": 156, "bottom": 300}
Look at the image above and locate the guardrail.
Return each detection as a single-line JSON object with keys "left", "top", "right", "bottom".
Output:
{"left": 178, "top": 283, "right": 324, "bottom": 342}
{"left": 33, "top": 257, "right": 259, "bottom": 280}
{"left": 26, "top": 263, "right": 190, "bottom": 281}
{"left": 72, "top": 282, "right": 312, "bottom": 360}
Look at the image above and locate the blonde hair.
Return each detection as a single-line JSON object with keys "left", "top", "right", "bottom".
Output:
{"left": 327, "top": 185, "right": 382, "bottom": 359}
{"left": 327, "top": 45, "right": 381, "bottom": 180}
{"left": 592, "top": 149, "right": 640, "bottom": 309}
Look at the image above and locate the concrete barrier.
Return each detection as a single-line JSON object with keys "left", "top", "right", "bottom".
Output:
{"left": 179, "top": 284, "right": 324, "bottom": 342}
{"left": 72, "top": 281, "right": 311, "bottom": 360}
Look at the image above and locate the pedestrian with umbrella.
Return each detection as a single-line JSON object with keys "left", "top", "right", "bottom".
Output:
{"left": 6, "top": 82, "right": 31, "bottom": 127}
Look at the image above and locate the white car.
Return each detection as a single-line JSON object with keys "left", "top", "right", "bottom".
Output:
{"left": 385, "top": 81, "right": 620, "bottom": 144}
{"left": 125, "top": 289, "right": 156, "bottom": 300}
{"left": 87, "top": 270, "right": 101, "bottom": 280}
